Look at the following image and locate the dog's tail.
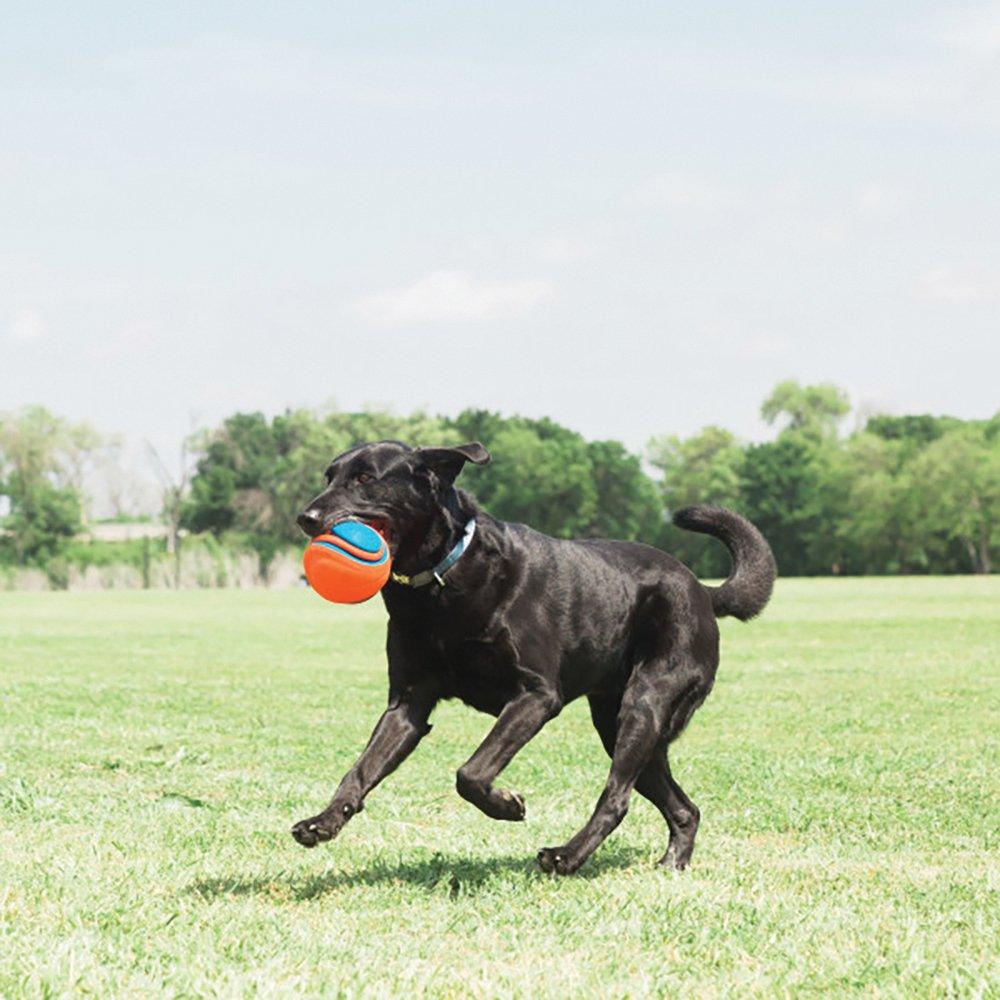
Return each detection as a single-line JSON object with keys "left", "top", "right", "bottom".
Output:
{"left": 672, "top": 505, "right": 776, "bottom": 621}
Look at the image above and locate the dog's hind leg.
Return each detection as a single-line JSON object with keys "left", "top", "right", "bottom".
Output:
{"left": 586, "top": 692, "right": 622, "bottom": 757}
{"left": 587, "top": 693, "right": 701, "bottom": 871}
{"left": 637, "top": 757, "right": 700, "bottom": 870}
{"left": 651, "top": 681, "right": 711, "bottom": 869}
{"left": 539, "top": 661, "right": 690, "bottom": 876}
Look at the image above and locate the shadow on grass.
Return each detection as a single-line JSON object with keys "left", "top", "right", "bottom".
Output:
{"left": 189, "top": 845, "right": 647, "bottom": 902}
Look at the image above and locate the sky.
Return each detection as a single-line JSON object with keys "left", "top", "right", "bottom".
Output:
{"left": 3, "top": 1, "right": 1000, "bottom": 470}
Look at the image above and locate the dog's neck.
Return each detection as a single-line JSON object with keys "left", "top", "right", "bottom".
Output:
{"left": 392, "top": 487, "right": 474, "bottom": 577}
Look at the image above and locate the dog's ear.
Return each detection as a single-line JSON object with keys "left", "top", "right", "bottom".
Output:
{"left": 416, "top": 442, "right": 491, "bottom": 485}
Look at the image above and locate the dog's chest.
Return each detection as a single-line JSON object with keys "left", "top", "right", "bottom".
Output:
{"left": 427, "top": 632, "right": 519, "bottom": 716}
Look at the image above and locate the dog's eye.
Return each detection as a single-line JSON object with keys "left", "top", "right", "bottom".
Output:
{"left": 355, "top": 473, "right": 373, "bottom": 485}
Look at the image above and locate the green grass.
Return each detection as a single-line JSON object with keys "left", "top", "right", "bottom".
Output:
{"left": 1, "top": 579, "right": 998, "bottom": 998}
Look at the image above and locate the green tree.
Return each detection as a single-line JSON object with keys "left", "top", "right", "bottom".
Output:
{"left": 0, "top": 406, "right": 91, "bottom": 565}
{"left": 827, "top": 433, "right": 929, "bottom": 574}
{"left": 761, "top": 380, "right": 850, "bottom": 441}
{"left": 0, "top": 474, "right": 82, "bottom": 565}
{"left": 183, "top": 410, "right": 320, "bottom": 577}
{"left": 749, "top": 382, "right": 853, "bottom": 574}
{"left": 451, "top": 412, "right": 659, "bottom": 539}
{"left": 182, "top": 407, "right": 458, "bottom": 574}
{"left": 176, "top": 392, "right": 999, "bottom": 579}
{"left": 583, "top": 440, "right": 662, "bottom": 541}
{"left": 468, "top": 420, "right": 597, "bottom": 537}
{"left": 864, "top": 414, "right": 962, "bottom": 454}
{"left": 739, "top": 437, "right": 825, "bottom": 576}
{"left": 182, "top": 464, "right": 236, "bottom": 535}
{"left": 648, "top": 426, "right": 743, "bottom": 509}
{"left": 647, "top": 426, "right": 745, "bottom": 576}
{"left": 908, "top": 425, "right": 1000, "bottom": 573}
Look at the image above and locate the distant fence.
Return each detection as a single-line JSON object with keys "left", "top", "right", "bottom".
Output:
{"left": 83, "top": 521, "right": 171, "bottom": 543}
{"left": 0, "top": 548, "right": 303, "bottom": 592}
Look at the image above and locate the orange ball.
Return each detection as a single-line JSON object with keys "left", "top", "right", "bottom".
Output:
{"left": 303, "top": 521, "right": 392, "bottom": 604}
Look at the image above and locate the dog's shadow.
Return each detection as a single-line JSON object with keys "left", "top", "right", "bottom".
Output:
{"left": 190, "top": 846, "right": 646, "bottom": 902}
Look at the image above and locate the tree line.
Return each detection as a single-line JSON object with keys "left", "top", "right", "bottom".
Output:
{"left": 1, "top": 381, "right": 998, "bottom": 582}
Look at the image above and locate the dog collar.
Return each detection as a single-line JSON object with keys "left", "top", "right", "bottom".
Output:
{"left": 391, "top": 518, "right": 476, "bottom": 588}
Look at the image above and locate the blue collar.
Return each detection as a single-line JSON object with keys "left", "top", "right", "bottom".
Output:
{"left": 390, "top": 518, "right": 476, "bottom": 588}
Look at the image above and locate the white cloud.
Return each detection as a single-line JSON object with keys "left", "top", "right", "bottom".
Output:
{"left": 9, "top": 308, "right": 45, "bottom": 342}
{"left": 83, "top": 320, "right": 158, "bottom": 362}
{"left": 630, "top": 171, "right": 737, "bottom": 212}
{"left": 855, "top": 182, "right": 907, "bottom": 219}
{"left": 109, "top": 38, "right": 436, "bottom": 108}
{"left": 532, "top": 235, "right": 599, "bottom": 265}
{"left": 654, "top": 53, "right": 962, "bottom": 119}
{"left": 934, "top": 4, "right": 1000, "bottom": 55}
{"left": 355, "top": 270, "right": 552, "bottom": 326}
{"left": 700, "top": 322, "right": 792, "bottom": 360}
{"left": 916, "top": 264, "right": 1000, "bottom": 303}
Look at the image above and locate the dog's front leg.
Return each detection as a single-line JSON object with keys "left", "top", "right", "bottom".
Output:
{"left": 291, "top": 687, "right": 435, "bottom": 848}
{"left": 456, "top": 689, "right": 561, "bottom": 821}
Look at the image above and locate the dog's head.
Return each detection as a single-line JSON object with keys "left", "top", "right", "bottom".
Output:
{"left": 296, "top": 440, "right": 490, "bottom": 551}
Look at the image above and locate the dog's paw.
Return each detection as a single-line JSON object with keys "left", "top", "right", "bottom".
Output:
{"left": 497, "top": 789, "right": 526, "bottom": 821}
{"left": 290, "top": 815, "right": 335, "bottom": 848}
{"left": 657, "top": 842, "right": 693, "bottom": 871}
{"left": 291, "top": 803, "right": 356, "bottom": 848}
{"left": 536, "top": 846, "right": 578, "bottom": 875}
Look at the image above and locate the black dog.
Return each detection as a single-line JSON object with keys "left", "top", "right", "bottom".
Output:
{"left": 292, "top": 441, "right": 775, "bottom": 874}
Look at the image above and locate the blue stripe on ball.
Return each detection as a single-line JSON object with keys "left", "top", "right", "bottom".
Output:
{"left": 331, "top": 521, "right": 384, "bottom": 553}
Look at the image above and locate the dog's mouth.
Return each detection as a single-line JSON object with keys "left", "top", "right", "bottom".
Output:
{"left": 317, "top": 514, "right": 398, "bottom": 553}
{"left": 366, "top": 518, "right": 397, "bottom": 551}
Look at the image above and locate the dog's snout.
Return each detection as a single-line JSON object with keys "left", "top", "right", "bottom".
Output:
{"left": 297, "top": 508, "right": 325, "bottom": 537}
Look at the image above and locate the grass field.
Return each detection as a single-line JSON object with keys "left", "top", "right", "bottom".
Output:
{"left": 1, "top": 578, "right": 998, "bottom": 998}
